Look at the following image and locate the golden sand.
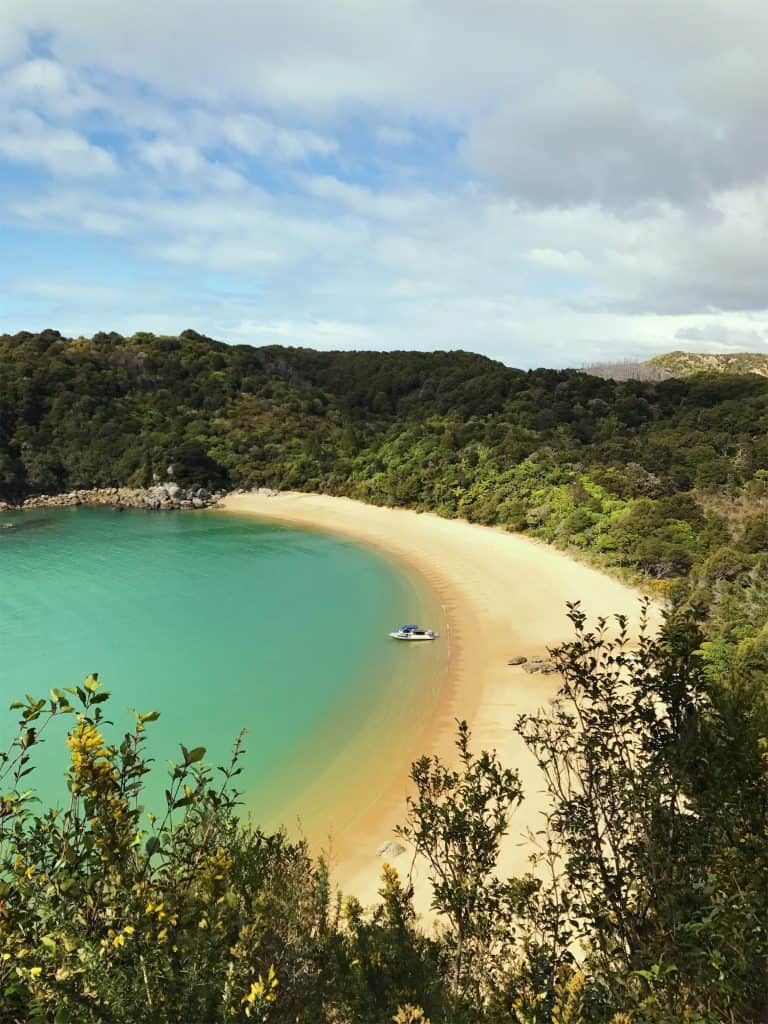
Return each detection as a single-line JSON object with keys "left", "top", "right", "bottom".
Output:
{"left": 221, "top": 491, "right": 658, "bottom": 913}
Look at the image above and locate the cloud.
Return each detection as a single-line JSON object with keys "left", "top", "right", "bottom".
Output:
{"left": 10, "top": 278, "right": 123, "bottom": 304}
{"left": 0, "top": 24, "right": 26, "bottom": 68}
{"left": 675, "top": 323, "right": 768, "bottom": 349}
{"left": 462, "top": 66, "right": 768, "bottom": 211}
{"left": 0, "top": 58, "right": 101, "bottom": 116}
{"left": 2, "top": 1, "right": 768, "bottom": 365}
{"left": 138, "top": 139, "right": 246, "bottom": 192}
{"left": 0, "top": 111, "right": 117, "bottom": 175}
{"left": 219, "top": 114, "right": 336, "bottom": 161}
{"left": 297, "top": 174, "right": 441, "bottom": 222}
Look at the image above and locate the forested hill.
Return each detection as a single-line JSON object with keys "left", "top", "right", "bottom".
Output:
{"left": 4, "top": 327, "right": 768, "bottom": 594}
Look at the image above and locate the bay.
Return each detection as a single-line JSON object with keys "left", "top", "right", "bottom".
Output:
{"left": 0, "top": 507, "right": 445, "bottom": 835}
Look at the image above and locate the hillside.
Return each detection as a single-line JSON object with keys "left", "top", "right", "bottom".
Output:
{"left": 4, "top": 328, "right": 768, "bottom": 587}
{"left": 649, "top": 349, "right": 768, "bottom": 377}
{"left": 2, "top": 328, "right": 768, "bottom": 1022}
{"left": 584, "top": 349, "right": 768, "bottom": 381}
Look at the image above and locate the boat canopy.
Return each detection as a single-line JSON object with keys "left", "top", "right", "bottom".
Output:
{"left": 401, "top": 624, "right": 419, "bottom": 630}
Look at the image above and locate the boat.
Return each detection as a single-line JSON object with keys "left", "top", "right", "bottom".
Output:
{"left": 388, "top": 624, "right": 439, "bottom": 641}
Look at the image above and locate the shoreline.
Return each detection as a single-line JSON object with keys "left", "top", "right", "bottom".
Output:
{"left": 0, "top": 485, "right": 224, "bottom": 513}
{"left": 221, "top": 491, "right": 659, "bottom": 913}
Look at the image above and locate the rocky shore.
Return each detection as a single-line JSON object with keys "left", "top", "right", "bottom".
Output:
{"left": 0, "top": 484, "right": 225, "bottom": 513}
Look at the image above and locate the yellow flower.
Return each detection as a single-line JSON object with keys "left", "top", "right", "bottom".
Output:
{"left": 157, "top": 928, "right": 168, "bottom": 942}
{"left": 67, "top": 721, "right": 109, "bottom": 765}
{"left": 122, "top": 925, "right": 135, "bottom": 936}
{"left": 241, "top": 967, "right": 278, "bottom": 1017}
{"left": 29, "top": 966, "right": 42, "bottom": 979}
{"left": 198, "top": 917, "right": 208, "bottom": 929}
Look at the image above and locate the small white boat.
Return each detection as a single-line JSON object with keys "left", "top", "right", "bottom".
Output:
{"left": 389, "top": 624, "right": 439, "bottom": 641}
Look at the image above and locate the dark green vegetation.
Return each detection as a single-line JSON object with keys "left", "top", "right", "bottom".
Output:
{"left": 2, "top": 329, "right": 768, "bottom": 1021}
{"left": 4, "top": 329, "right": 768, "bottom": 655}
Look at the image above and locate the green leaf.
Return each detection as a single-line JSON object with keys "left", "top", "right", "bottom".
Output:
{"left": 145, "top": 836, "right": 161, "bottom": 857}
{"left": 141, "top": 710, "right": 161, "bottom": 723}
{"left": 186, "top": 746, "right": 206, "bottom": 765}
{"left": 83, "top": 674, "right": 100, "bottom": 693}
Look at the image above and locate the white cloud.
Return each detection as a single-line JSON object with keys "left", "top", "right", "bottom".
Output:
{"left": 0, "top": 111, "right": 117, "bottom": 175}
{"left": 219, "top": 114, "right": 336, "bottom": 161}
{"left": 3, "top": 1, "right": 768, "bottom": 364}
{"left": 223, "top": 318, "right": 376, "bottom": 349}
{"left": 675, "top": 323, "right": 768, "bottom": 349}
{"left": 0, "top": 25, "right": 26, "bottom": 68}
{"left": 297, "top": 174, "right": 441, "bottom": 222}
{"left": 10, "top": 278, "right": 123, "bottom": 304}
{"left": 138, "top": 139, "right": 246, "bottom": 192}
{"left": 0, "top": 58, "right": 101, "bottom": 116}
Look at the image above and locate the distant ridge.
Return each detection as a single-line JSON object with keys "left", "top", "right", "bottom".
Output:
{"left": 583, "top": 350, "right": 768, "bottom": 381}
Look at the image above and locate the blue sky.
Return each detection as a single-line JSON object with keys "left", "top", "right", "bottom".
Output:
{"left": 2, "top": 1, "right": 768, "bottom": 367}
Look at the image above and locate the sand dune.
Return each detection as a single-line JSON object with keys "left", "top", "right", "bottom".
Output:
{"left": 221, "top": 491, "right": 658, "bottom": 914}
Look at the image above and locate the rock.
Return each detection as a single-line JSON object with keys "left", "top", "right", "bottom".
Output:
{"left": 539, "top": 662, "right": 558, "bottom": 674}
{"left": 522, "top": 663, "right": 541, "bottom": 674}
{"left": 192, "top": 497, "right": 205, "bottom": 508}
{"left": 165, "top": 482, "right": 181, "bottom": 499}
{"left": 377, "top": 840, "right": 407, "bottom": 859}
{"left": 529, "top": 655, "right": 546, "bottom": 664}
{"left": 507, "top": 656, "right": 527, "bottom": 666}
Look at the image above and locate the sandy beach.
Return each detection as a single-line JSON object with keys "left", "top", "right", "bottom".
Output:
{"left": 221, "top": 491, "right": 658, "bottom": 913}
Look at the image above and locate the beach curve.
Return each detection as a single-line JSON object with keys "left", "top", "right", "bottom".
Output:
{"left": 220, "top": 491, "right": 658, "bottom": 912}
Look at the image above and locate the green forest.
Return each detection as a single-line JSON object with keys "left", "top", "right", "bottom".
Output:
{"left": 1, "top": 329, "right": 767, "bottom": 1022}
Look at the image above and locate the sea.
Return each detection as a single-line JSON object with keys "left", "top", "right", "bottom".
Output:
{"left": 0, "top": 507, "right": 447, "bottom": 840}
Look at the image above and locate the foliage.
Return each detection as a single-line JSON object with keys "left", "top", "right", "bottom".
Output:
{"left": 0, "top": 680, "right": 445, "bottom": 1024}
{"left": 396, "top": 721, "right": 525, "bottom": 1001}
{"left": 517, "top": 604, "right": 768, "bottom": 1022}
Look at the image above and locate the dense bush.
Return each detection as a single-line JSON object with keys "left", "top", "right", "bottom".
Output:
{"left": 2, "top": 611, "right": 766, "bottom": 1023}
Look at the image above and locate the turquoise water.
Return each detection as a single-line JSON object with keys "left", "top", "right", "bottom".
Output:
{"left": 0, "top": 508, "right": 446, "bottom": 834}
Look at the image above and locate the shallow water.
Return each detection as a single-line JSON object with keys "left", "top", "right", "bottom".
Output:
{"left": 0, "top": 507, "right": 446, "bottom": 833}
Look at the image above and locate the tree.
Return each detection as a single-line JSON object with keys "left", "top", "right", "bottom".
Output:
{"left": 396, "top": 721, "right": 524, "bottom": 1001}
{"left": 517, "top": 602, "right": 768, "bottom": 1021}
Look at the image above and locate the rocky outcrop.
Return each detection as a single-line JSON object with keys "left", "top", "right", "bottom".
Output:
{"left": 3, "top": 485, "right": 225, "bottom": 513}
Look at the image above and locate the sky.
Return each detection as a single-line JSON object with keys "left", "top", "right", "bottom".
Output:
{"left": 2, "top": 1, "right": 768, "bottom": 368}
